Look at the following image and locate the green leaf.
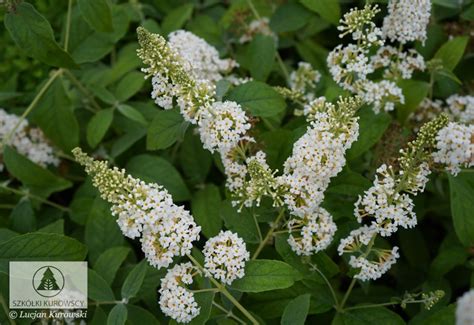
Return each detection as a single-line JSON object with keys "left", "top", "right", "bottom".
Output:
{"left": 226, "top": 81, "right": 286, "bottom": 117}
{"left": 0, "top": 233, "right": 87, "bottom": 272}
{"left": 3, "top": 146, "right": 72, "bottom": 197}
{"left": 418, "top": 304, "right": 455, "bottom": 324}
{"left": 434, "top": 36, "right": 469, "bottom": 71}
{"left": 78, "top": 0, "right": 113, "bottom": 32}
{"left": 327, "top": 169, "right": 372, "bottom": 196}
{"left": 87, "top": 109, "right": 114, "bottom": 148}
{"left": 107, "top": 304, "right": 127, "bottom": 325}
{"left": 147, "top": 108, "right": 187, "bottom": 150}
{"left": 32, "top": 77, "right": 79, "bottom": 152}
{"left": 117, "top": 104, "right": 147, "bottom": 125}
{"left": 121, "top": 261, "right": 147, "bottom": 299}
{"left": 127, "top": 305, "right": 160, "bottom": 325}
{"left": 270, "top": 3, "right": 313, "bottom": 33}
{"left": 231, "top": 260, "right": 302, "bottom": 292}
{"left": 38, "top": 219, "right": 64, "bottom": 234}
{"left": 88, "top": 268, "right": 115, "bottom": 302}
{"left": 114, "top": 71, "right": 145, "bottom": 102}
{"left": 189, "top": 292, "right": 215, "bottom": 325}
{"left": 85, "top": 197, "right": 124, "bottom": 263}
{"left": 396, "top": 80, "right": 430, "bottom": 123}
{"left": 94, "top": 247, "right": 130, "bottom": 285}
{"left": 300, "top": 0, "right": 340, "bottom": 25}
{"left": 9, "top": 199, "right": 36, "bottom": 233}
{"left": 4, "top": 3, "right": 78, "bottom": 69}
{"left": 347, "top": 107, "right": 391, "bottom": 160}
{"left": 281, "top": 294, "right": 311, "bottom": 325}
{"left": 241, "top": 35, "right": 276, "bottom": 81}
{"left": 161, "top": 4, "right": 194, "bottom": 35}
{"left": 449, "top": 173, "right": 474, "bottom": 247}
{"left": 220, "top": 200, "right": 260, "bottom": 244}
{"left": 179, "top": 128, "right": 212, "bottom": 184}
{"left": 192, "top": 184, "right": 222, "bottom": 238}
{"left": 126, "top": 154, "right": 190, "bottom": 201}
{"left": 332, "top": 307, "right": 405, "bottom": 325}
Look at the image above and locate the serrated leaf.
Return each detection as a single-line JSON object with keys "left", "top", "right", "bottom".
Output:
{"left": 4, "top": 3, "right": 78, "bottom": 69}
{"left": 87, "top": 109, "right": 114, "bottom": 148}
{"left": 78, "top": 0, "right": 113, "bottom": 33}
{"left": 231, "top": 260, "right": 302, "bottom": 292}
{"left": 226, "top": 81, "right": 286, "bottom": 117}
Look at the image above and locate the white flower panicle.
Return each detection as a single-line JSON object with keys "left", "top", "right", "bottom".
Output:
{"left": 456, "top": 289, "right": 474, "bottom": 325}
{"left": 447, "top": 95, "right": 474, "bottom": 124}
{"left": 198, "top": 101, "right": 251, "bottom": 153}
{"left": 433, "top": 122, "right": 474, "bottom": 176}
{"left": 382, "top": 0, "right": 431, "bottom": 44}
{"left": 168, "top": 30, "right": 237, "bottom": 83}
{"left": 203, "top": 230, "right": 250, "bottom": 285}
{"left": 239, "top": 17, "right": 276, "bottom": 44}
{"left": 0, "top": 108, "right": 58, "bottom": 170}
{"left": 358, "top": 80, "right": 404, "bottom": 113}
{"left": 280, "top": 97, "right": 360, "bottom": 217}
{"left": 371, "top": 46, "right": 426, "bottom": 79}
{"left": 339, "top": 115, "right": 449, "bottom": 281}
{"left": 159, "top": 263, "right": 200, "bottom": 323}
{"left": 337, "top": 225, "right": 400, "bottom": 281}
{"left": 288, "top": 208, "right": 337, "bottom": 256}
{"left": 337, "top": 5, "right": 383, "bottom": 47}
{"left": 289, "top": 62, "right": 321, "bottom": 102}
{"left": 72, "top": 148, "right": 201, "bottom": 269}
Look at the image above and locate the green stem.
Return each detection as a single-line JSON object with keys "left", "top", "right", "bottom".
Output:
{"left": 310, "top": 263, "right": 339, "bottom": 308}
{"left": 212, "top": 301, "right": 247, "bottom": 325}
{"left": 344, "top": 299, "right": 428, "bottom": 311}
{"left": 64, "top": 0, "right": 73, "bottom": 51}
{"left": 339, "top": 278, "right": 357, "bottom": 311}
{"left": 1, "top": 70, "right": 62, "bottom": 149}
{"left": 251, "top": 208, "right": 263, "bottom": 242}
{"left": 251, "top": 208, "right": 285, "bottom": 260}
{"left": 63, "top": 69, "right": 101, "bottom": 112}
{"left": 186, "top": 254, "right": 259, "bottom": 325}
{"left": 0, "top": 184, "right": 70, "bottom": 212}
{"left": 191, "top": 288, "right": 220, "bottom": 293}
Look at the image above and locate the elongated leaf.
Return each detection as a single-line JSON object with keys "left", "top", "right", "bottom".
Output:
{"left": 220, "top": 200, "right": 260, "bottom": 244}
{"left": 281, "top": 294, "right": 311, "bottom": 325}
{"left": 434, "top": 36, "right": 469, "bottom": 71}
{"left": 231, "top": 260, "right": 302, "bottom": 292}
{"left": 121, "top": 261, "right": 147, "bottom": 299}
{"left": 117, "top": 104, "right": 147, "bottom": 125}
{"left": 162, "top": 4, "right": 194, "bottom": 35}
{"left": 4, "top": 3, "right": 78, "bottom": 69}
{"left": 449, "top": 173, "right": 474, "bottom": 247}
{"left": 270, "top": 3, "right": 313, "bottom": 32}
{"left": 226, "top": 81, "right": 286, "bottom": 117}
{"left": 300, "top": 0, "right": 340, "bottom": 25}
{"left": 78, "top": 0, "right": 113, "bottom": 32}
{"left": 107, "top": 304, "right": 127, "bottom": 325}
{"left": 332, "top": 307, "right": 405, "bottom": 325}
{"left": 397, "top": 80, "right": 430, "bottom": 123}
{"left": 0, "top": 233, "right": 87, "bottom": 272}
{"left": 147, "top": 108, "right": 187, "bottom": 150}
{"left": 87, "top": 109, "right": 114, "bottom": 148}
{"left": 179, "top": 129, "right": 212, "bottom": 184}
{"left": 189, "top": 292, "right": 215, "bottom": 325}
{"left": 240, "top": 35, "right": 276, "bottom": 81}
{"left": 94, "top": 247, "right": 130, "bottom": 285}
{"left": 126, "top": 155, "right": 190, "bottom": 201}
{"left": 127, "top": 305, "right": 160, "bottom": 325}
{"left": 9, "top": 199, "right": 36, "bottom": 233}
{"left": 192, "top": 184, "right": 222, "bottom": 238}
{"left": 3, "top": 146, "right": 72, "bottom": 197}
{"left": 114, "top": 71, "right": 145, "bottom": 102}
{"left": 88, "top": 268, "right": 115, "bottom": 302}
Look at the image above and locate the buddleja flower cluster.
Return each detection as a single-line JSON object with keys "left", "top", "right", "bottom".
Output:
{"left": 338, "top": 115, "right": 449, "bottom": 281}
{"left": 456, "top": 289, "right": 474, "bottom": 325}
{"left": 328, "top": 3, "right": 429, "bottom": 113}
{"left": 413, "top": 95, "right": 474, "bottom": 125}
{"left": 73, "top": 148, "right": 250, "bottom": 323}
{"left": 280, "top": 97, "right": 361, "bottom": 255}
{"left": 0, "top": 108, "right": 58, "bottom": 170}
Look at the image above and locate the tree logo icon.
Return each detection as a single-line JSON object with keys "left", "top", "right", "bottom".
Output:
{"left": 32, "top": 266, "right": 65, "bottom": 297}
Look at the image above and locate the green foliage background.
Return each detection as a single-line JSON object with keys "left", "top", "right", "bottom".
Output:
{"left": 0, "top": 0, "right": 474, "bottom": 324}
